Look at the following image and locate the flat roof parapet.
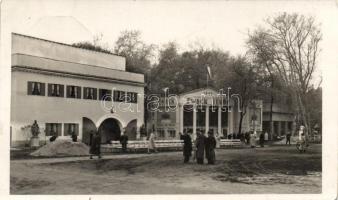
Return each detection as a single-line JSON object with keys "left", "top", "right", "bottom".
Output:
{"left": 11, "top": 33, "right": 126, "bottom": 71}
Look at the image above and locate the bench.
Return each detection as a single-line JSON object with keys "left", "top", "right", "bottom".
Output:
{"left": 101, "top": 140, "right": 184, "bottom": 153}
{"left": 219, "top": 139, "right": 243, "bottom": 148}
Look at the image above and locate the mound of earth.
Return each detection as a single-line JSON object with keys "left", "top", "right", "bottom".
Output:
{"left": 30, "top": 140, "right": 90, "bottom": 157}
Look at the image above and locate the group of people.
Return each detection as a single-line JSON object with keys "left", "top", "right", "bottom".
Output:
{"left": 180, "top": 131, "right": 217, "bottom": 165}
{"left": 242, "top": 131, "right": 269, "bottom": 148}
{"left": 89, "top": 130, "right": 158, "bottom": 159}
{"left": 89, "top": 129, "right": 130, "bottom": 159}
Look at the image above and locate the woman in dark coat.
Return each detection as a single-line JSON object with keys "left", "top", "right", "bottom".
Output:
{"left": 180, "top": 132, "right": 192, "bottom": 163}
{"left": 195, "top": 131, "right": 206, "bottom": 164}
{"left": 205, "top": 131, "right": 217, "bottom": 164}
{"left": 90, "top": 131, "right": 102, "bottom": 159}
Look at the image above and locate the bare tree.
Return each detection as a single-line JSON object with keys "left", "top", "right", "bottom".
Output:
{"left": 247, "top": 13, "right": 322, "bottom": 135}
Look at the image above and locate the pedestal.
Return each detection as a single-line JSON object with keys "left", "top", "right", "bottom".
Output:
{"left": 30, "top": 136, "right": 40, "bottom": 147}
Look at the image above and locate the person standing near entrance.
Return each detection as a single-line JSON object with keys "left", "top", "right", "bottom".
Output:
{"left": 147, "top": 132, "right": 157, "bottom": 153}
{"left": 195, "top": 131, "right": 206, "bottom": 164}
{"left": 119, "top": 129, "right": 129, "bottom": 153}
{"left": 205, "top": 131, "right": 216, "bottom": 164}
{"left": 286, "top": 131, "right": 292, "bottom": 145}
{"left": 90, "top": 131, "right": 102, "bottom": 159}
{"left": 180, "top": 131, "right": 192, "bottom": 163}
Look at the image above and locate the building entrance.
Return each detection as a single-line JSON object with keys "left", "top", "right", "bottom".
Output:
{"left": 98, "top": 118, "right": 121, "bottom": 143}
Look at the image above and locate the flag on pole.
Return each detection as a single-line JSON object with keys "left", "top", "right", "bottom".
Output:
{"left": 207, "top": 65, "right": 212, "bottom": 80}
{"left": 162, "top": 87, "right": 169, "bottom": 93}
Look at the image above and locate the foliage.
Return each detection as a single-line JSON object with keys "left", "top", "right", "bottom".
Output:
{"left": 150, "top": 43, "right": 265, "bottom": 133}
{"left": 223, "top": 56, "right": 265, "bottom": 134}
{"left": 72, "top": 42, "right": 112, "bottom": 54}
{"left": 246, "top": 12, "right": 322, "bottom": 134}
{"left": 114, "top": 30, "right": 156, "bottom": 74}
{"left": 150, "top": 43, "right": 231, "bottom": 94}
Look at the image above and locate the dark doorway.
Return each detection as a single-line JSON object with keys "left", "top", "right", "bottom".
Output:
{"left": 98, "top": 118, "right": 121, "bottom": 143}
{"left": 125, "top": 119, "right": 137, "bottom": 140}
{"left": 82, "top": 117, "right": 97, "bottom": 145}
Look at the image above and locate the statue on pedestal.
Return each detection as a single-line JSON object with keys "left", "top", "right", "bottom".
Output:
{"left": 30, "top": 120, "right": 40, "bottom": 147}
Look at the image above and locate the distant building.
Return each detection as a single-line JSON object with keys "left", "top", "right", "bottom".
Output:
{"left": 262, "top": 97, "right": 295, "bottom": 140}
{"left": 10, "top": 33, "right": 144, "bottom": 147}
{"left": 147, "top": 88, "right": 263, "bottom": 140}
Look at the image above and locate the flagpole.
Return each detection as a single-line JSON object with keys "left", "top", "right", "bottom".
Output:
{"left": 207, "top": 72, "right": 209, "bottom": 88}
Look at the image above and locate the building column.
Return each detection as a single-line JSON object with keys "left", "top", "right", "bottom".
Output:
{"left": 217, "top": 106, "right": 222, "bottom": 136}
{"left": 175, "top": 104, "right": 180, "bottom": 136}
{"left": 164, "top": 128, "right": 168, "bottom": 139}
{"left": 193, "top": 105, "right": 197, "bottom": 140}
{"left": 260, "top": 105, "right": 263, "bottom": 131}
{"left": 228, "top": 107, "right": 233, "bottom": 135}
{"left": 205, "top": 105, "right": 210, "bottom": 134}
{"left": 61, "top": 123, "right": 64, "bottom": 137}
{"left": 278, "top": 121, "right": 281, "bottom": 136}
{"left": 291, "top": 121, "right": 296, "bottom": 136}
{"left": 270, "top": 121, "right": 275, "bottom": 140}
{"left": 136, "top": 125, "right": 141, "bottom": 140}
{"left": 154, "top": 111, "right": 158, "bottom": 134}
{"left": 179, "top": 104, "right": 184, "bottom": 134}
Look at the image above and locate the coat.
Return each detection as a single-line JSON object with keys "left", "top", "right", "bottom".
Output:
{"left": 90, "top": 134, "right": 101, "bottom": 155}
{"left": 195, "top": 134, "right": 206, "bottom": 159}
{"left": 180, "top": 134, "right": 192, "bottom": 157}
{"left": 205, "top": 136, "right": 216, "bottom": 162}
{"left": 148, "top": 133, "right": 156, "bottom": 149}
{"left": 119, "top": 135, "right": 129, "bottom": 145}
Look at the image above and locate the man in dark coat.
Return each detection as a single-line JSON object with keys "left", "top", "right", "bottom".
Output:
{"left": 119, "top": 129, "right": 129, "bottom": 153}
{"left": 286, "top": 131, "right": 292, "bottom": 145}
{"left": 205, "top": 131, "right": 217, "bottom": 164}
{"left": 259, "top": 132, "right": 265, "bottom": 147}
{"left": 195, "top": 131, "right": 206, "bottom": 164}
{"left": 90, "top": 131, "right": 102, "bottom": 159}
{"left": 245, "top": 132, "right": 250, "bottom": 144}
{"left": 180, "top": 132, "right": 192, "bottom": 163}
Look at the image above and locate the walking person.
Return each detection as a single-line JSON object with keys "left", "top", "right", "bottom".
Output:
{"left": 286, "top": 131, "right": 291, "bottom": 145}
{"left": 259, "top": 132, "right": 265, "bottom": 147}
{"left": 179, "top": 132, "right": 192, "bottom": 163}
{"left": 195, "top": 131, "right": 206, "bottom": 164}
{"left": 205, "top": 131, "right": 217, "bottom": 164}
{"left": 90, "top": 131, "right": 102, "bottom": 159}
{"left": 147, "top": 132, "right": 157, "bottom": 153}
{"left": 119, "top": 129, "right": 129, "bottom": 153}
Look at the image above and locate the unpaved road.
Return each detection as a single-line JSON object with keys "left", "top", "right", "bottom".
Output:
{"left": 10, "top": 144, "right": 322, "bottom": 194}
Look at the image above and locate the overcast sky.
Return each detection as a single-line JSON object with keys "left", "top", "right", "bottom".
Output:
{"left": 2, "top": 0, "right": 338, "bottom": 84}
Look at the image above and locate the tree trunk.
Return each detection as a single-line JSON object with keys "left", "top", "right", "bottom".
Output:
{"left": 294, "top": 90, "right": 311, "bottom": 137}
{"left": 238, "top": 112, "right": 245, "bottom": 135}
{"left": 269, "top": 79, "right": 274, "bottom": 140}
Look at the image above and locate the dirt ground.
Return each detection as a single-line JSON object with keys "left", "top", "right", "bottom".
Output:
{"left": 10, "top": 144, "right": 322, "bottom": 194}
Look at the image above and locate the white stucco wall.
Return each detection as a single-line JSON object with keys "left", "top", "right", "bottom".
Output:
{"left": 12, "top": 54, "right": 144, "bottom": 84}
{"left": 10, "top": 33, "right": 145, "bottom": 146}
{"left": 11, "top": 70, "right": 144, "bottom": 145}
